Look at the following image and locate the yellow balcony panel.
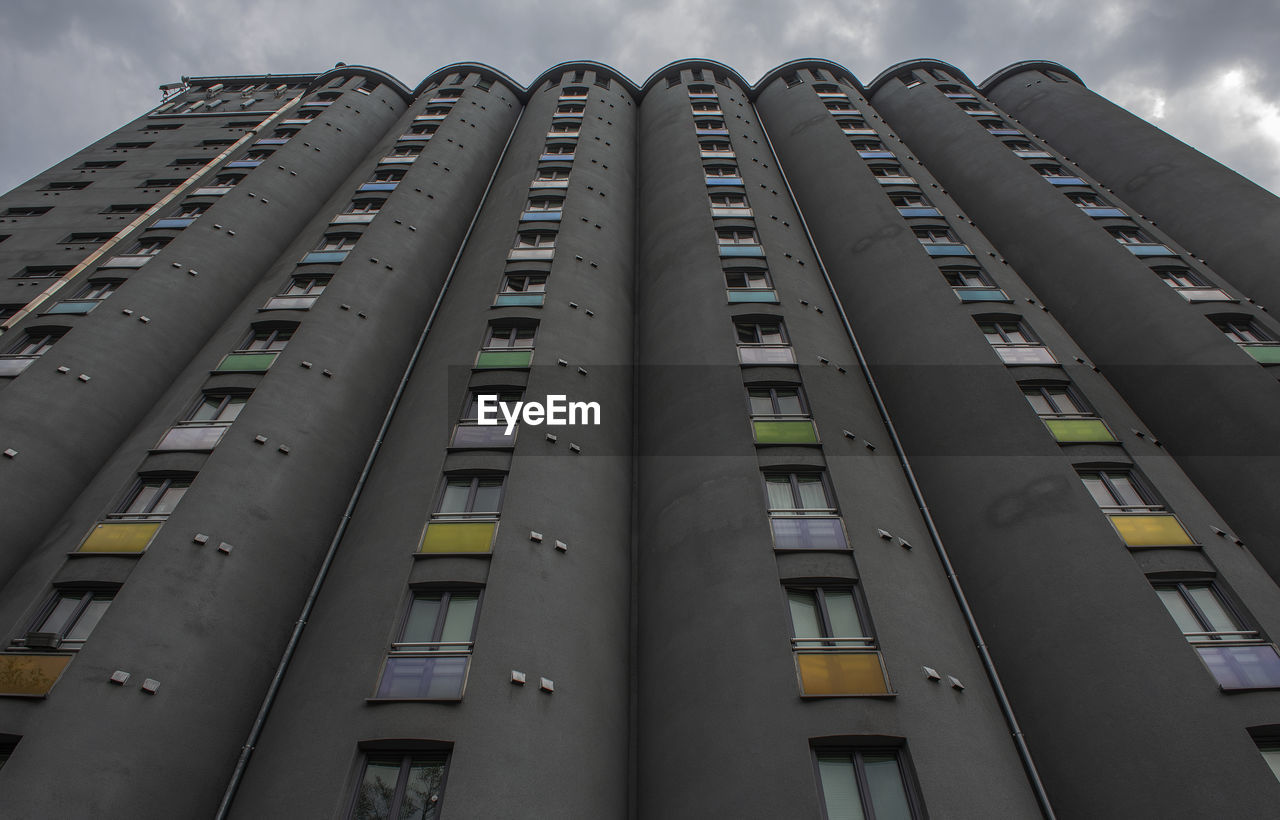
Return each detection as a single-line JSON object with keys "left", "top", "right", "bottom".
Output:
{"left": 419, "top": 521, "right": 496, "bottom": 554}
{"left": 78, "top": 521, "right": 161, "bottom": 553}
{"left": 0, "top": 654, "right": 73, "bottom": 697}
{"left": 1043, "top": 418, "right": 1117, "bottom": 443}
{"left": 1107, "top": 513, "right": 1195, "bottom": 547}
{"left": 796, "top": 651, "right": 890, "bottom": 696}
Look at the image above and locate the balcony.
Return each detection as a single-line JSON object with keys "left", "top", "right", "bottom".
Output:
{"left": 97, "top": 254, "right": 154, "bottom": 269}
{"left": 215, "top": 351, "right": 279, "bottom": 372}
{"left": 857, "top": 150, "right": 896, "bottom": 159}
{"left": 770, "top": 514, "right": 847, "bottom": 549}
{"left": 493, "top": 292, "right": 545, "bottom": 307}
{"left": 992, "top": 344, "right": 1057, "bottom": 365}
{"left": 154, "top": 424, "right": 229, "bottom": 452}
{"left": 540, "top": 153, "right": 574, "bottom": 162}
{"left": 1121, "top": 243, "right": 1177, "bottom": 257}
{"left": 794, "top": 642, "right": 890, "bottom": 696}
{"left": 1104, "top": 510, "right": 1195, "bottom": 547}
{"left": 752, "top": 418, "right": 819, "bottom": 444}
{"left": 397, "top": 134, "right": 432, "bottom": 142}
{"left": 225, "top": 159, "right": 262, "bottom": 169}
{"left": 921, "top": 243, "right": 973, "bottom": 257}
{"left": 719, "top": 245, "right": 766, "bottom": 258}
{"left": 875, "top": 175, "right": 916, "bottom": 185}
{"left": 1041, "top": 417, "right": 1117, "bottom": 443}
{"left": 1240, "top": 343, "right": 1280, "bottom": 364}
{"left": 279, "top": 118, "right": 313, "bottom": 126}
{"left": 842, "top": 128, "right": 877, "bottom": 136}
{"left": 0, "top": 654, "right": 73, "bottom": 697}
{"left": 191, "top": 186, "right": 233, "bottom": 196}
{"left": 451, "top": 423, "right": 517, "bottom": 448}
{"left": 507, "top": 247, "right": 554, "bottom": 261}
{"left": 952, "top": 286, "right": 1011, "bottom": 303}
{"left": 963, "top": 108, "right": 998, "bottom": 116}
{"left": 738, "top": 344, "right": 795, "bottom": 365}
{"left": 1013, "top": 150, "right": 1052, "bottom": 159}
{"left": 475, "top": 349, "right": 533, "bottom": 369}
{"left": 986, "top": 128, "right": 1022, "bottom": 136}
{"left": 520, "top": 211, "right": 561, "bottom": 222}
{"left": 419, "top": 518, "right": 498, "bottom": 553}
{"left": 299, "top": 250, "right": 350, "bottom": 264}
{"left": 378, "top": 156, "right": 417, "bottom": 165}
{"left": 701, "top": 150, "right": 736, "bottom": 160}
{"left": 529, "top": 178, "right": 569, "bottom": 189}
{"left": 695, "top": 128, "right": 730, "bottom": 137}
{"left": 710, "top": 207, "right": 752, "bottom": 218}
{"left": 726, "top": 288, "right": 777, "bottom": 304}
{"left": 330, "top": 213, "right": 376, "bottom": 225}
{"left": 705, "top": 176, "right": 744, "bottom": 187}
{"left": 897, "top": 206, "right": 941, "bottom": 218}
{"left": 1044, "top": 176, "right": 1087, "bottom": 186}
{"left": 77, "top": 520, "right": 161, "bottom": 553}
{"left": 262, "top": 294, "right": 319, "bottom": 310}
{"left": 357, "top": 182, "right": 399, "bottom": 193}
{"left": 376, "top": 647, "right": 470, "bottom": 700}
{"left": 0, "top": 356, "right": 37, "bottom": 377}
{"left": 1079, "top": 206, "right": 1127, "bottom": 218}
{"left": 44, "top": 299, "right": 103, "bottom": 315}
{"left": 1196, "top": 643, "right": 1280, "bottom": 690}
{"left": 253, "top": 137, "right": 290, "bottom": 145}
{"left": 1173, "top": 287, "right": 1235, "bottom": 303}
{"left": 150, "top": 217, "right": 197, "bottom": 229}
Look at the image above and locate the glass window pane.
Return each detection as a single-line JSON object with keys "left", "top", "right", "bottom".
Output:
{"left": 765, "top": 476, "right": 794, "bottom": 510}
{"left": 774, "top": 389, "right": 803, "bottom": 415}
{"left": 1022, "top": 391, "right": 1054, "bottom": 415}
{"left": 758, "top": 324, "right": 783, "bottom": 344}
{"left": 863, "top": 754, "right": 913, "bottom": 820}
{"left": 823, "top": 591, "right": 866, "bottom": 639}
{"left": 748, "top": 390, "right": 775, "bottom": 415}
{"left": 787, "top": 590, "right": 823, "bottom": 639}
{"left": 1156, "top": 588, "right": 1203, "bottom": 634}
{"left": 1186, "top": 585, "right": 1242, "bottom": 633}
{"left": 398, "top": 759, "right": 445, "bottom": 820}
{"left": 402, "top": 596, "right": 443, "bottom": 643}
{"left": 63, "top": 597, "right": 111, "bottom": 641}
{"left": 151, "top": 484, "right": 188, "bottom": 515}
{"left": 1107, "top": 474, "right": 1146, "bottom": 507}
{"left": 471, "top": 480, "right": 502, "bottom": 513}
{"left": 817, "top": 756, "right": 867, "bottom": 820}
{"left": 795, "top": 476, "right": 828, "bottom": 510}
{"left": 189, "top": 397, "right": 224, "bottom": 422}
{"left": 38, "top": 596, "right": 81, "bottom": 634}
{"left": 1260, "top": 745, "right": 1280, "bottom": 783}
{"left": 737, "top": 324, "right": 758, "bottom": 344}
{"left": 1080, "top": 476, "right": 1114, "bottom": 508}
{"left": 354, "top": 759, "right": 402, "bottom": 820}
{"left": 440, "top": 594, "right": 479, "bottom": 645}
{"left": 125, "top": 483, "right": 161, "bottom": 514}
{"left": 438, "top": 480, "right": 470, "bottom": 513}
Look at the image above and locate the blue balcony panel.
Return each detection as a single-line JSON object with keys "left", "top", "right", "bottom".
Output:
{"left": 300, "top": 250, "right": 350, "bottom": 264}
{"left": 719, "top": 245, "right": 766, "bottom": 258}
{"left": 923, "top": 244, "right": 974, "bottom": 257}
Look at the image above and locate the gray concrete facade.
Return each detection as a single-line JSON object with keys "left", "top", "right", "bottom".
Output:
{"left": 0, "top": 58, "right": 1278, "bottom": 819}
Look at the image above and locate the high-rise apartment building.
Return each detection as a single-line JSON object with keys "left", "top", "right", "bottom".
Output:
{"left": 0, "top": 57, "right": 1278, "bottom": 818}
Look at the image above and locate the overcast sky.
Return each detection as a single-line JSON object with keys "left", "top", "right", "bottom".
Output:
{"left": 2, "top": 0, "right": 1278, "bottom": 195}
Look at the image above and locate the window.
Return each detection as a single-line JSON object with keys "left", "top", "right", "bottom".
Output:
{"left": 1021, "top": 383, "right": 1115, "bottom": 442}
{"left": 3, "top": 206, "right": 50, "bottom": 217}
{"left": 836, "top": 118, "right": 870, "bottom": 133}
{"left": 155, "top": 386, "right": 245, "bottom": 452}
{"left": 494, "top": 272, "right": 547, "bottom": 307}
{"left": 356, "top": 80, "right": 379, "bottom": 95}
{"left": 453, "top": 389, "right": 523, "bottom": 447}
{"left": 1077, "top": 468, "right": 1194, "bottom": 547}
{"left": 474, "top": 77, "right": 493, "bottom": 91}
{"left": 209, "top": 173, "right": 243, "bottom": 188}
{"left": 1154, "top": 580, "right": 1280, "bottom": 690}
{"left": 421, "top": 475, "right": 505, "bottom": 553}
{"left": 542, "top": 142, "right": 576, "bottom": 156}
{"left": 815, "top": 749, "right": 922, "bottom": 819}
{"left": 122, "top": 236, "right": 170, "bottom": 257}
{"left": 351, "top": 753, "right": 448, "bottom": 819}
{"left": 717, "top": 228, "right": 759, "bottom": 245}
{"left": 140, "top": 178, "right": 183, "bottom": 188}
{"left": 887, "top": 192, "right": 934, "bottom": 214}
{"left": 940, "top": 265, "right": 1006, "bottom": 302}
{"left": 560, "top": 85, "right": 588, "bottom": 98}
{"left": 1258, "top": 739, "right": 1280, "bottom": 783}
{"left": 852, "top": 140, "right": 890, "bottom": 157}
{"left": 868, "top": 164, "right": 911, "bottom": 182}
{"left": 102, "top": 204, "right": 148, "bottom": 215}
{"left": 691, "top": 101, "right": 722, "bottom": 112}
{"left": 45, "top": 279, "right": 121, "bottom": 315}
{"left": 114, "top": 476, "right": 192, "bottom": 519}
{"left": 264, "top": 274, "right": 329, "bottom": 310}
{"left": 216, "top": 324, "right": 296, "bottom": 372}
{"left": 477, "top": 322, "right": 536, "bottom": 369}
{"left": 376, "top": 589, "right": 480, "bottom": 700}
{"left": 0, "top": 328, "right": 65, "bottom": 376}
{"left": 168, "top": 157, "right": 206, "bottom": 167}
{"left": 318, "top": 234, "right": 358, "bottom": 252}
{"left": 510, "top": 231, "right": 556, "bottom": 259}
{"left": 709, "top": 192, "right": 749, "bottom": 211}
{"left": 700, "top": 140, "right": 733, "bottom": 156}
{"left": 524, "top": 196, "right": 564, "bottom": 212}
{"left": 688, "top": 83, "right": 715, "bottom": 95}
{"left": 61, "top": 232, "right": 114, "bottom": 245}
{"left": 408, "top": 123, "right": 438, "bottom": 137}
{"left": 113, "top": 142, "right": 153, "bottom": 150}
{"left": 666, "top": 74, "right": 681, "bottom": 88}
{"left": 1152, "top": 266, "right": 1232, "bottom": 302}
{"left": 981, "top": 119, "right": 1018, "bottom": 133}
{"left": 912, "top": 227, "right": 966, "bottom": 250}
{"left": 556, "top": 103, "right": 585, "bottom": 115}
{"left": 724, "top": 268, "right": 776, "bottom": 303}
{"left": 736, "top": 318, "right": 794, "bottom": 364}
{"left": 783, "top": 71, "right": 802, "bottom": 87}
{"left": 13, "top": 265, "right": 71, "bottom": 279}
{"left": 534, "top": 167, "right": 570, "bottom": 182}
{"left": 748, "top": 385, "right": 817, "bottom": 443}
{"left": 370, "top": 169, "right": 404, "bottom": 184}
{"left": 42, "top": 181, "right": 90, "bottom": 191}
{"left": 338, "top": 198, "right": 384, "bottom": 219}
{"left": 385, "top": 145, "right": 422, "bottom": 159}
{"left": 788, "top": 586, "right": 888, "bottom": 695}
{"left": 549, "top": 122, "right": 579, "bottom": 134}
{"left": 764, "top": 471, "right": 847, "bottom": 549}
{"left": 594, "top": 76, "right": 610, "bottom": 89}
{"left": 694, "top": 119, "right": 727, "bottom": 132}
{"left": 23, "top": 590, "right": 114, "bottom": 650}
{"left": 977, "top": 318, "right": 1056, "bottom": 365}
{"left": 1214, "top": 316, "right": 1280, "bottom": 363}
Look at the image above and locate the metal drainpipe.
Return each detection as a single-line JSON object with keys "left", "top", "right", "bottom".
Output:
{"left": 752, "top": 102, "right": 1057, "bottom": 820}
{"left": 213, "top": 103, "right": 526, "bottom": 820}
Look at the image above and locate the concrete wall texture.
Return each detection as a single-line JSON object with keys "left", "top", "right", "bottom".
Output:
{"left": 0, "top": 58, "right": 1277, "bottom": 819}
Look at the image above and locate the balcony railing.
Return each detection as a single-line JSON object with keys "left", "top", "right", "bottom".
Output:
{"left": 719, "top": 245, "right": 766, "bottom": 258}
{"left": 419, "top": 516, "right": 499, "bottom": 553}
{"left": 76, "top": 520, "right": 162, "bottom": 553}
{"left": 493, "top": 292, "right": 545, "bottom": 307}
{"left": 1102, "top": 509, "right": 1195, "bottom": 547}
{"left": 451, "top": 422, "right": 517, "bottom": 448}
{"left": 1195, "top": 642, "right": 1280, "bottom": 690}
{"left": 154, "top": 423, "right": 229, "bottom": 452}
{"left": 737, "top": 344, "right": 795, "bottom": 365}
{"left": 1120, "top": 243, "right": 1177, "bottom": 257}
{"left": 991, "top": 344, "right": 1057, "bottom": 365}
{"left": 475, "top": 348, "right": 533, "bottom": 369}
{"left": 952, "top": 286, "right": 1010, "bottom": 303}
{"left": 726, "top": 288, "right": 777, "bottom": 304}
{"left": 793, "top": 645, "right": 890, "bottom": 696}
{"left": 921, "top": 243, "right": 973, "bottom": 257}
{"left": 1039, "top": 416, "right": 1117, "bottom": 443}
{"left": 752, "top": 416, "right": 819, "bottom": 444}
{"left": 150, "top": 217, "right": 197, "bottom": 229}
{"left": 1239, "top": 343, "right": 1280, "bottom": 364}
{"left": 215, "top": 350, "right": 279, "bottom": 372}
{"left": 1079, "top": 206, "right": 1127, "bottom": 218}
{"left": 300, "top": 249, "right": 351, "bottom": 264}
{"left": 769, "top": 513, "right": 847, "bottom": 549}
{"left": 376, "top": 643, "right": 472, "bottom": 700}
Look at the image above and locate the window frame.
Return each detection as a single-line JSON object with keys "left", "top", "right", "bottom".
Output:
{"left": 349, "top": 752, "right": 450, "bottom": 819}
{"left": 23, "top": 588, "right": 115, "bottom": 650}
{"left": 111, "top": 474, "right": 194, "bottom": 520}
{"left": 812, "top": 746, "right": 926, "bottom": 820}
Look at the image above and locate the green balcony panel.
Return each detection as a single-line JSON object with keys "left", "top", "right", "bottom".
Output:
{"left": 475, "top": 350, "right": 532, "bottom": 369}
{"left": 419, "top": 521, "right": 496, "bottom": 553}
{"left": 216, "top": 351, "right": 278, "bottom": 372}
{"left": 78, "top": 521, "right": 161, "bottom": 553}
{"left": 726, "top": 290, "right": 778, "bottom": 304}
{"left": 493, "top": 293, "right": 545, "bottom": 307}
{"left": 1043, "top": 418, "right": 1117, "bottom": 443}
{"left": 954, "top": 288, "right": 1010, "bottom": 303}
{"left": 754, "top": 419, "right": 818, "bottom": 444}
{"left": 0, "top": 654, "right": 73, "bottom": 697}
{"left": 796, "top": 652, "right": 889, "bottom": 696}
{"left": 1243, "top": 345, "right": 1280, "bottom": 364}
{"left": 1107, "top": 513, "right": 1195, "bottom": 547}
